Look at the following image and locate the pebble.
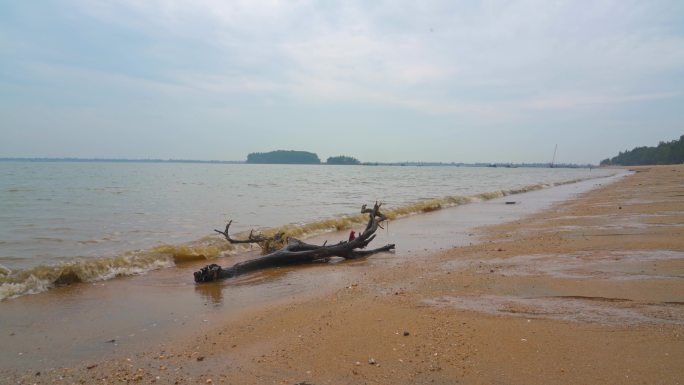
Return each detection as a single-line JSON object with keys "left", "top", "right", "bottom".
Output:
{"left": 368, "top": 358, "right": 376, "bottom": 365}
{"left": 197, "top": 356, "right": 205, "bottom": 362}
{"left": 403, "top": 331, "right": 410, "bottom": 336}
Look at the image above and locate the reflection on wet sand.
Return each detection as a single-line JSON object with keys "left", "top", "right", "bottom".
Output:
{"left": 426, "top": 295, "right": 684, "bottom": 325}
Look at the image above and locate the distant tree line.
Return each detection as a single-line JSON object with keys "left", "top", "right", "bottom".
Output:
{"left": 600, "top": 135, "right": 684, "bottom": 166}
{"left": 246, "top": 150, "right": 321, "bottom": 164}
{"left": 326, "top": 155, "right": 360, "bottom": 165}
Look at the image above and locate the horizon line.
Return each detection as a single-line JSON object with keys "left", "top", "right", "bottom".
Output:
{"left": 0, "top": 157, "right": 597, "bottom": 167}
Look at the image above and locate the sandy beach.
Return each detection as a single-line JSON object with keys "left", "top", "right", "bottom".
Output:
{"left": 2, "top": 165, "right": 683, "bottom": 384}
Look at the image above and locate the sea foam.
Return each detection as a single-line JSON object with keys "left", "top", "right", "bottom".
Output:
{"left": 0, "top": 177, "right": 599, "bottom": 301}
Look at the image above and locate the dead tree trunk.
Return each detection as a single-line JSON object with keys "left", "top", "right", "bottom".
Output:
{"left": 194, "top": 202, "right": 395, "bottom": 282}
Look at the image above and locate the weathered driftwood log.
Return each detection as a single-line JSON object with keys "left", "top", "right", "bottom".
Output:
{"left": 194, "top": 202, "right": 395, "bottom": 282}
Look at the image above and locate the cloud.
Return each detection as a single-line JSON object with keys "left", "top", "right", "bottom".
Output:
{"left": 87, "top": 1, "right": 681, "bottom": 112}
{"left": 523, "top": 92, "right": 682, "bottom": 110}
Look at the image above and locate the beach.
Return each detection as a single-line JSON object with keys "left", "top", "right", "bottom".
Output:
{"left": 2, "top": 165, "right": 683, "bottom": 384}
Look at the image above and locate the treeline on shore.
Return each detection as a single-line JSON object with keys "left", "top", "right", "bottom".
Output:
{"left": 601, "top": 135, "right": 684, "bottom": 166}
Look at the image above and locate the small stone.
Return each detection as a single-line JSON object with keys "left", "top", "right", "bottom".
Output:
{"left": 355, "top": 361, "right": 361, "bottom": 366}
{"left": 368, "top": 358, "right": 376, "bottom": 365}
{"left": 206, "top": 379, "right": 213, "bottom": 384}
{"left": 403, "top": 331, "right": 410, "bottom": 336}
{"left": 197, "top": 356, "right": 205, "bottom": 362}
{"left": 86, "top": 364, "right": 98, "bottom": 370}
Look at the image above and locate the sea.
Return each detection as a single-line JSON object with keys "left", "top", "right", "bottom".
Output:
{"left": 0, "top": 161, "right": 617, "bottom": 301}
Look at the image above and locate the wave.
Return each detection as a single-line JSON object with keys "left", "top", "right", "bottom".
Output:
{"left": 0, "top": 176, "right": 604, "bottom": 301}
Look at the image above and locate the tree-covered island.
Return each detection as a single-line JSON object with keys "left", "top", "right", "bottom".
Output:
{"left": 246, "top": 150, "right": 321, "bottom": 164}
{"left": 326, "top": 155, "right": 360, "bottom": 165}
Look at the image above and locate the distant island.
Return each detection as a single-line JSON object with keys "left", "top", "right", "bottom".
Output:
{"left": 245, "top": 151, "right": 362, "bottom": 165}
{"left": 326, "top": 155, "right": 360, "bottom": 165}
{"left": 246, "top": 150, "right": 321, "bottom": 164}
{"left": 601, "top": 135, "right": 683, "bottom": 166}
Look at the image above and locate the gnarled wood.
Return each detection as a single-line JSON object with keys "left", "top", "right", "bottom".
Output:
{"left": 214, "top": 220, "right": 284, "bottom": 245}
{"left": 214, "top": 220, "right": 285, "bottom": 252}
{"left": 194, "top": 202, "right": 395, "bottom": 282}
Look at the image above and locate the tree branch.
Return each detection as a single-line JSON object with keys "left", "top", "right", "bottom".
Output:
{"left": 194, "top": 203, "right": 394, "bottom": 282}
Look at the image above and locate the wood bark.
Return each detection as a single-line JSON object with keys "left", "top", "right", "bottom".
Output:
{"left": 194, "top": 202, "right": 395, "bottom": 282}
{"left": 213, "top": 220, "right": 285, "bottom": 252}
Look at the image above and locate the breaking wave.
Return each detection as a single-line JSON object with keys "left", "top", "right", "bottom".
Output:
{"left": 0, "top": 177, "right": 594, "bottom": 301}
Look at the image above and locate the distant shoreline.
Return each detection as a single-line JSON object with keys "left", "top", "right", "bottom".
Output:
{"left": 0, "top": 157, "right": 244, "bottom": 165}
{"left": 0, "top": 157, "right": 596, "bottom": 168}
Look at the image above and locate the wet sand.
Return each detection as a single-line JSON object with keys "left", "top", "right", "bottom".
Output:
{"left": 2, "top": 165, "right": 683, "bottom": 384}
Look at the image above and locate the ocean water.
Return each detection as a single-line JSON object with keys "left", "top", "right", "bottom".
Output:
{"left": 0, "top": 161, "right": 616, "bottom": 300}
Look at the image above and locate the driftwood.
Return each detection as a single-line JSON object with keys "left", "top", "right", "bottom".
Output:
{"left": 214, "top": 220, "right": 286, "bottom": 252}
{"left": 194, "top": 202, "right": 395, "bottom": 282}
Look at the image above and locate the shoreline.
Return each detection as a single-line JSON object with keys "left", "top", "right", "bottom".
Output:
{"left": 0, "top": 170, "right": 618, "bottom": 301}
{"left": 2, "top": 166, "right": 682, "bottom": 384}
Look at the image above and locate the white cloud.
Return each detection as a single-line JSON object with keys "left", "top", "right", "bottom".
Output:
{"left": 523, "top": 92, "right": 681, "bottom": 110}
{"left": 66, "top": 0, "right": 684, "bottom": 119}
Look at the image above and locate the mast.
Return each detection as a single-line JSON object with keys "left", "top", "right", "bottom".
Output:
{"left": 550, "top": 144, "right": 558, "bottom": 168}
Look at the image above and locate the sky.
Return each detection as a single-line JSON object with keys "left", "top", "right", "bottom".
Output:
{"left": 1, "top": 0, "right": 682, "bottom": 164}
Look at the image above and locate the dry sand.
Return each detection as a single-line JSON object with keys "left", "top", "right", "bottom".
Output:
{"left": 4, "top": 165, "right": 683, "bottom": 384}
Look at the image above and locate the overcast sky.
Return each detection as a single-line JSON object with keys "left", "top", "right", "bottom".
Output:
{"left": 1, "top": 0, "right": 682, "bottom": 164}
